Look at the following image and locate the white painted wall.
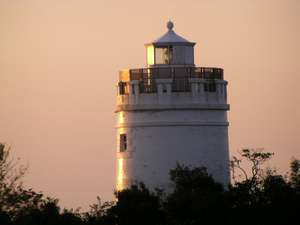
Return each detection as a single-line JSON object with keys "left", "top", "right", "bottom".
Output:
{"left": 116, "top": 110, "right": 230, "bottom": 191}
{"left": 115, "top": 81, "right": 230, "bottom": 191}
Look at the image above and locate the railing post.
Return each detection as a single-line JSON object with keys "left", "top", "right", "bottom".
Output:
{"left": 129, "top": 80, "right": 139, "bottom": 104}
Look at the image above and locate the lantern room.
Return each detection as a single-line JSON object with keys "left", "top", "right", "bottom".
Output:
{"left": 145, "top": 21, "right": 196, "bottom": 67}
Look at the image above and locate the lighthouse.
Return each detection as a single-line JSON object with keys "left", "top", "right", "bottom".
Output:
{"left": 115, "top": 21, "right": 230, "bottom": 191}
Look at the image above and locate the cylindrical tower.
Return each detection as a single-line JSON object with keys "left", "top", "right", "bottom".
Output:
{"left": 115, "top": 22, "right": 230, "bottom": 191}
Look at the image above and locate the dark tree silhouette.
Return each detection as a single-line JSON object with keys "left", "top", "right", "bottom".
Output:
{"left": 83, "top": 197, "right": 114, "bottom": 225}
{"left": 228, "top": 149, "right": 300, "bottom": 225}
{"left": 2, "top": 143, "right": 300, "bottom": 225}
{"left": 108, "top": 183, "right": 163, "bottom": 225}
{"left": 290, "top": 158, "right": 300, "bottom": 191}
{"left": 165, "top": 164, "right": 226, "bottom": 225}
{"left": 0, "top": 143, "right": 44, "bottom": 221}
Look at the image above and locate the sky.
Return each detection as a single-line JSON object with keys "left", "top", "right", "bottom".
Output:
{"left": 0, "top": 0, "right": 299, "bottom": 209}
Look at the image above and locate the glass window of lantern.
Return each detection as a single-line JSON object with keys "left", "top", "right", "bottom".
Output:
{"left": 146, "top": 45, "right": 155, "bottom": 65}
{"left": 155, "top": 46, "right": 173, "bottom": 64}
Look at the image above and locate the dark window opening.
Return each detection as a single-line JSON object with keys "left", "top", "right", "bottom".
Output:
{"left": 120, "top": 134, "right": 127, "bottom": 152}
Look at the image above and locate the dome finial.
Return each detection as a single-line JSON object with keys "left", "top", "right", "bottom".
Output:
{"left": 167, "top": 20, "right": 174, "bottom": 31}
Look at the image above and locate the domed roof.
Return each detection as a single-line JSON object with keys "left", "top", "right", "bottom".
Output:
{"left": 151, "top": 21, "right": 195, "bottom": 46}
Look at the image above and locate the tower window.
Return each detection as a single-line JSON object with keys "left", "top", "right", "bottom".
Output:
{"left": 120, "top": 134, "right": 127, "bottom": 152}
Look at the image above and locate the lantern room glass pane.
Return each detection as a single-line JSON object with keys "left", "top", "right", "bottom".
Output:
{"left": 155, "top": 47, "right": 172, "bottom": 64}
{"left": 146, "top": 45, "right": 155, "bottom": 65}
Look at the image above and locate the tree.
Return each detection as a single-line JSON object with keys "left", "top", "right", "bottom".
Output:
{"left": 108, "top": 183, "right": 163, "bottom": 225}
{"left": 290, "top": 158, "right": 300, "bottom": 191}
{"left": 230, "top": 149, "right": 273, "bottom": 184}
{"left": 228, "top": 149, "right": 300, "bottom": 225}
{"left": 83, "top": 197, "right": 114, "bottom": 225}
{"left": 165, "top": 164, "right": 226, "bottom": 225}
{"left": 60, "top": 208, "right": 83, "bottom": 225}
{"left": 228, "top": 149, "right": 273, "bottom": 207}
{"left": 2, "top": 142, "right": 300, "bottom": 225}
{"left": 0, "top": 143, "right": 44, "bottom": 220}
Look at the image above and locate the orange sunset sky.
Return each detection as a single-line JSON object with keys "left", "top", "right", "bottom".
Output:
{"left": 0, "top": 0, "right": 299, "bottom": 209}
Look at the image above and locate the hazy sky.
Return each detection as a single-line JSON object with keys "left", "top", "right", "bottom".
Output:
{"left": 0, "top": 0, "right": 299, "bottom": 209}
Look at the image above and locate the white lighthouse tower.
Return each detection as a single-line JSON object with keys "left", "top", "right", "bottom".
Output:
{"left": 116, "top": 21, "right": 230, "bottom": 191}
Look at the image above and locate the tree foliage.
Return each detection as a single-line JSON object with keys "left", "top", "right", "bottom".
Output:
{"left": 165, "top": 164, "right": 225, "bottom": 225}
{"left": 108, "top": 183, "right": 163, "bottom": 225}
{"left": 0, "top": 143, "right": 44, "bottom": 219}
{"left": 1, "top": 143, "right": 300, "bottom": 225}
{"left": 290, "top": 158, "right": 300, "bottom": 191}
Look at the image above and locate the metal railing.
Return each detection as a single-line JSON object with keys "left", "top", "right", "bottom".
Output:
{"left": 118, "top": 67, "right": 223, "bottom": 94}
